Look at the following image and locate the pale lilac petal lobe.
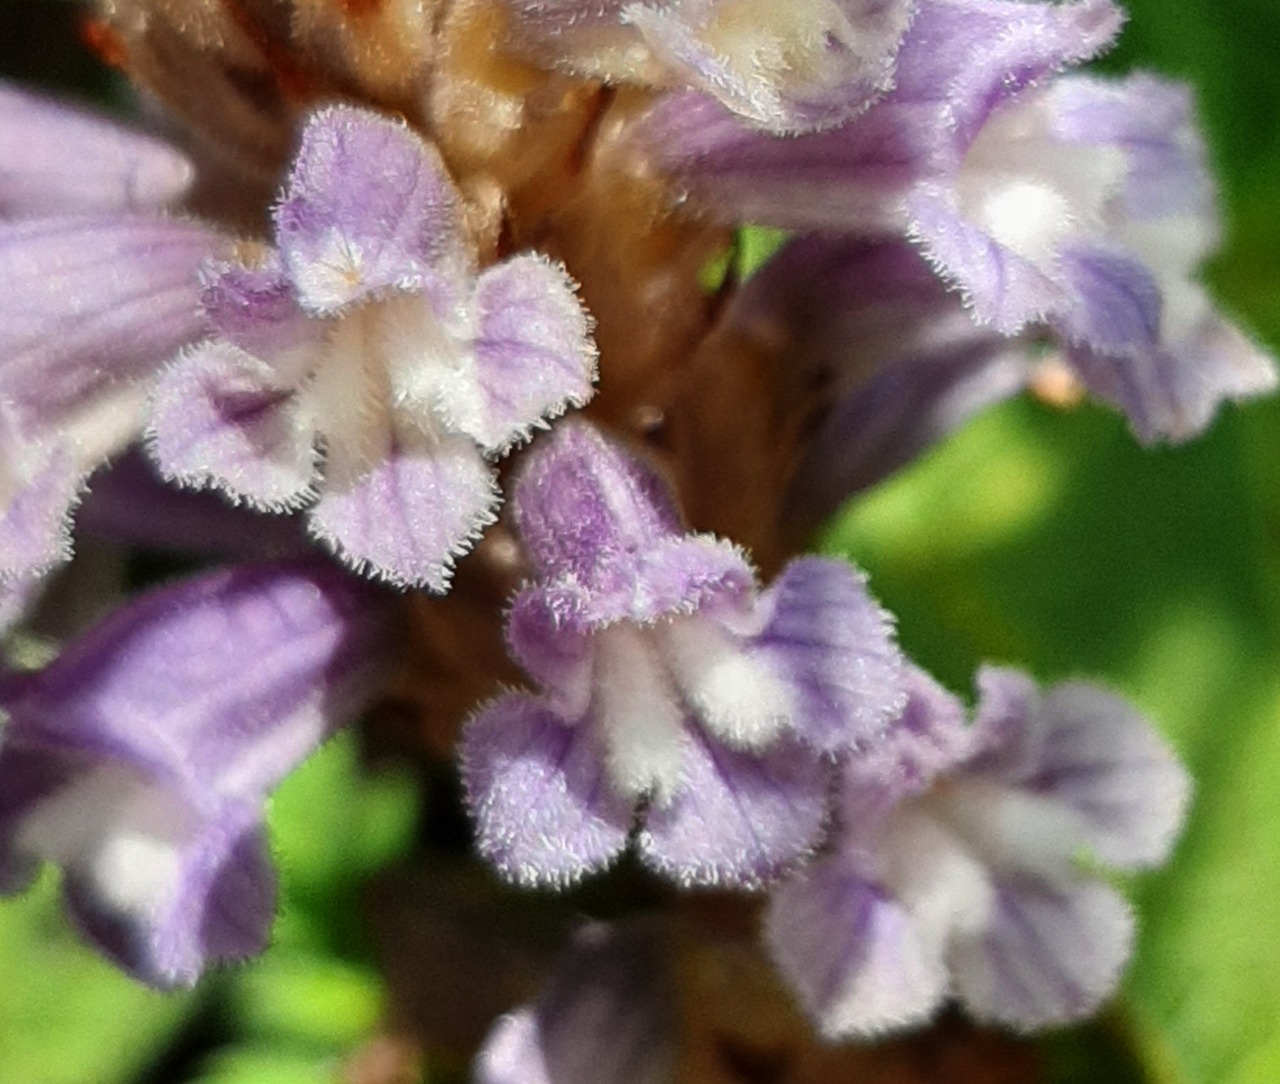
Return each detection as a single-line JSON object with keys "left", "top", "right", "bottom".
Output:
{"left": 766, "top": 864, "right": 947, "bottom": 1038}
{"left": 951, "top": 876, "right": 1134, "bottom": 1030}
{"left": 1054, "top": 246, "right": 1161, "bottom": 354}
{"left": 149, "top": 341, "right": 318, "bottom": 510}
{"left": 0, "top": 83, "right": 193, "bottom": 216}
{"left": 752, "top": 556, "right": 905, "bottom": 753}
{"left": 466, "top": 255, "right": 597, "bottom": 452}
{"left": 513, "top": 421, "right": 680, "bottom": 582}
{"left": 1068, "top": 313, "right": 1279, "bottom": 444}
{"left": 907, "top": 187, "right": 1061, "bottom": 334}
{"left": 462, "top": 694, "right": 632, "bottom": 888}
{"left": 0, "top": 216, "right": 219, "bottom": 431}
{"left": 309, "top": 435, "right": 499, "bottom": 590}
{"left": 1028, "top": 680, "right": 1191, "bottom": 869}
{"left": 639, "top": 730, "right": 827, "bottom": 887}
{"left": 275, "top": 106, "right": 461, "bottom": 312}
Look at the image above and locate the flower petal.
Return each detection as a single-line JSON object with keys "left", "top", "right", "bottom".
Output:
{"left": 766, "top": 863, "right": 948, "bottom": 1039}
{"left": 0, "top": 215, "right": 220, "bottom": 450}
{"left": 0, "top": 556, "right": 393, "bottom": 804}
{"left": 749, "top": 556, "right": 905, "bottom": 754}
{"left": 309, "top": 431, "right": 499, "bottom": 590}
{"left": 950, "top": 875, "right": 1134, "bottom": 1030}
{"left": 639, "top": 728, "right": 827, "bottom": 887}
{"left": 0, "top": 83, "right": 193, "bottom": 216}
{"left": 275, "top": 106, "right": 463, "bottom": 313}
{"left": 149, "top": 340, "right": 319, "bottom": 511}
{"left": 461, "top": 693, "right": 633, "bottom": 888}
{"left": 460, "top": 254, "right": 597, "bottom": 453}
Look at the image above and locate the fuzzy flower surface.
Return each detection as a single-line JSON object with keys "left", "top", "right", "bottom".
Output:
{"left": 641, "top": 0, "right": 1275, "bottom": 441}
{"left": 149, "top": 105, "right": 598, "bottom": 590}
{"left": 462, "top": 421, "right": 905, "bottom": 888}
{"left": 765, "top": 665, "right": 1191, "bottom": 1035}
{"left": 0, "top": 557, "right": 393, "bottom": 988}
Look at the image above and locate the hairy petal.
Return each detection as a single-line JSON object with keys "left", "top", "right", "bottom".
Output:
{"left": 462, "top": 694, "right": 633, "bottom": 888}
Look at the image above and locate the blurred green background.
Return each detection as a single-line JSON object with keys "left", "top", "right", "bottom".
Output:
{"left": 1, "top": 0, "right": 1278, "bottom": 1081}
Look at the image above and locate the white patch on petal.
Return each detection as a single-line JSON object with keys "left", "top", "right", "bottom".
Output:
{"left": 657, "top": 613, "right": 793, "bottom": 749}
{"left": 291, "top": 228, "right": 371, "bottom": 312}
{"left": 17, "top": 763, "right": 196, "bottom": 922}
{"left": 923, "top": 780, "right": 1086, "bottom": 883}
{"left": 593, "top": 624, "right": 690, "bottom": 805}
{"left": 957, "top": 93, "right": 1127, "bottom": 268}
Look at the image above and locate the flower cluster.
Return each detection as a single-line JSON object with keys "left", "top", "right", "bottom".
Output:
{"left": 0, "top": 0, "right": 1268, "bottom": 1072}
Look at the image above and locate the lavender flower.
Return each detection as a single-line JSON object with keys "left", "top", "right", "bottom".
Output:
{"left": 639, "top": 0, "right": 1275, "bottom": 441}
{"left": 0, "top": 557, "right": 393, "bottom": 987}
{"left": 505, "top": 0, "right": 915, "bottom": 133}
{"left": 765, "top": 666, "right": 1190, "bottom": 1035}
{"left": 148, "top": 104, "right": 598, "bottom": 590}
{"left": 0, "top": 84, "right": 222, "bottom": 614}
{"left": 462, "top": 420, "right": 904, "bottom": 888}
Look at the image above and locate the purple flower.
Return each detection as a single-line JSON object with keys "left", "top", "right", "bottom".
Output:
{"left": 0, "top": 557, "right": 394, "bottom": 988}
{"left": 461, "top": 420, "right": 904, "bottom": 888}
{"left": 638, "top": 0, "right": 1275, "bottom": 440}
{"left": 474, "top": 921, "right": 675, "bottom": 1084}
{"left": 506, "top": 0, "right": 914, "bottom": 133}
{"left": 764, "top": 665, "right": 1190, "bottom": 1035}
{"left": 0, "top": 85, "right": 222, "bottom": 609}
{"left": 148, "top": 104, "right": 598, "bottom": 590}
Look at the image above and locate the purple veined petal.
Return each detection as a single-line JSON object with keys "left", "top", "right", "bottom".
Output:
{"left": 78, "top": 450, "right": 311, "bottom": 561}
{"left": 1044, "top": 73, "right": 1212, "bottom": 223}
{"left": 512, "top": 421, "right": 682, "bottom": 583}
{"left": 0, "top": 83, "right": 194, "bottom": 216}
{"left": 842, "top": 665, "right": 973, "bottom": 814}
{"left": 906, "top": 184, "right": 1064, "bottom": 334}
{"left": 639, "top": 728, "right": 828, "bottom": 887}
{"left": 765, "top": 862, "right": 948, "bottom": 1039}
{"left": 633, "top": 89, "right": 939, "bottom": 232}
{"left": 0, "top": 556, "right": 395, "bottom": 804}
{"left": 461, "top": 693, "right": 633, "bottom": 888}
{"left": 0, "top": 406, "right": 82, "bottom": 580}
{"left": 933, "top": 0, "right": 1124, "bottom": 151}
{"left": 275, "top": 105, "right": 464, "bottom": 314}
{"left": 1053, "top": 244, "right": 1162, "bottom": 356}
{"left": 0, "top": 215, "right": 221, "bottom": 444}
{"left": 0, "top": 571, "right": 44, "bottom": 635}
{"left": 505, "top": 585, "right": 597, "bottom": 718}
{"left": 148, "top": 340, "right": 320, "bottom": 512}
{"left": 950, "top": 874, "right": 1134, "bottom": 1030}
{"left": 198, "top": 256, "right": 325, "bottom": 374}
{"left": 748, "top": 556, "right": 905, "bottom": 754}
{"left": 308, "top": 429, "right": 500, "bottom": 590}
{"left": 1066, "top": 308, "right": 1278, "bottom": 444}
{"left": 60, "top": 801, "right": 276, "bottom": 989}
{"left": 626, "top": 0, "right": 913, "bottom": 134}
{"left": 971, "top": 669, "right": 1191, "bottom": 870}
{"left": 459, "top": 254, "right": 597, "bottom": 454}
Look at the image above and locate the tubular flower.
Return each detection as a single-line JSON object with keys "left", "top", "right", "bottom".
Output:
{"left": 462, "top": 420, "right": 904, "bottom": 887}
{"left": 149, "top": 105, "right": 598, "bottom": 590}
{"left": 0, "top": 557, "right": 394, "bottom": 988}
{"left": 765, "top": 666, "right": 1190, "bottom": 1035}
